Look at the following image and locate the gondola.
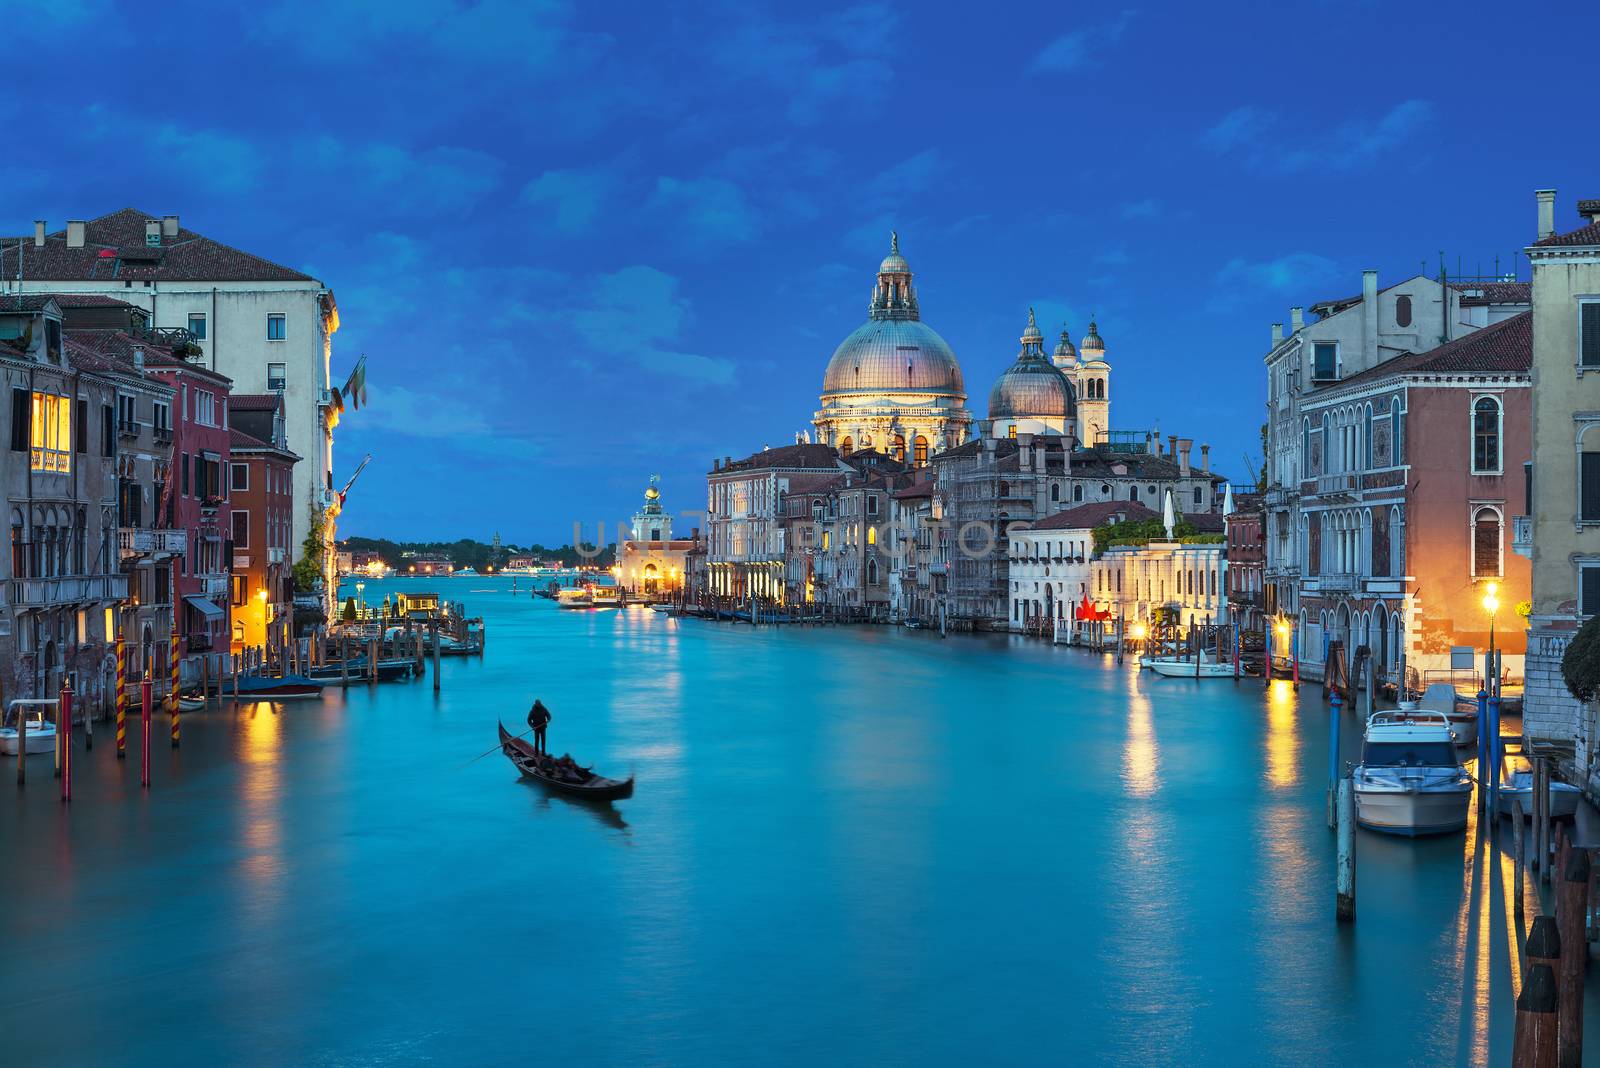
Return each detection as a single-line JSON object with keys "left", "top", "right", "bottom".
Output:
{"left": 497, "top": 722, "right": 633, "bottom": 801}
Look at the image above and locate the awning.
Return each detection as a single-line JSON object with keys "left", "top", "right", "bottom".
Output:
{"left": 184, "top": 595, "right": 225, "bottom": 621}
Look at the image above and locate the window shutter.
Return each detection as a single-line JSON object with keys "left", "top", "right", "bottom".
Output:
{"left": 1584, "top": 452, "right": 1600, "bottom": 522}
{"left": 1583, "top": 304, "right": 1600, "bottom": 368}
{"left": 1584, "top": 568, "right": 1600, "bottom": 617}
{"left": 102, "top": 404, "right": 114, "bottom": 456}
{"left": 76, "top": 399, "right": 87, "bottom": 453}
{"left": 10, "top": 388, "right": 27, "bottom": 451}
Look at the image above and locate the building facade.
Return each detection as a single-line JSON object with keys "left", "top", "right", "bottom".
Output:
{"left": 706, "top": 443, "right": 849, "bottom": 603}
{"left": 617, "top": 479, "right": 698, "bottom": 598}
{"left": 228, "top": 393, "right": 299, "bottom": 654}
{"left": 1224, "top": 494, "right": 1267, "bottom": 632}
{"left": 3, "top": 211, "right": 341, "bottom": 592}
{"left": 1007, "top": 501, "right": 1148, "bottom": 633}
{"left": 1524, "top": 192, "right": 1600, "bottom": 755}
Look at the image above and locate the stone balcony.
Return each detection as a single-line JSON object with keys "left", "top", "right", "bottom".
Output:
{"left": 1311, "top": 474, "right": 1360, "bottom": 501}
{"left": 119, "top": 527, "right": 187, "bottom": 559}
{"left": 8, "top": 573, "right": 128, "bottom": 607}
{"left": 1512, "top": 515, "right": 1532, "bottom": 559}
{"left": 200, "top": 574, "right": 229, "bottom": 598}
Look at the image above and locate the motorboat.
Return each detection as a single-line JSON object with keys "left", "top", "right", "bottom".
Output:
{"left": 1496, "top": 754, "right": 1581, "bottom": 820}
{"left": 1353, "top": 708, "right": 1472, "bottom": 836}
{"left": 178, "top": 692, "right": 207, "bottom": 712}
{"left": 233, "top": 675, "right": 326, "bottom": 702}
{"left": 0, "top": 709, "right": 56, "bottom": 755}
{"left": 557, "top": 588, "right": 594, "bottom": 609}
{"left": 1144, "top": 653, "right": 1235, "bottom": 679}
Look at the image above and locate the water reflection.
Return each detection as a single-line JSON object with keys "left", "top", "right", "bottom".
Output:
{"left": 1264, "top": 680, "right": 1299, "bottom": 789}
{"left": 529, "top": 790, "right": 630, "bottom": 833}
{"left": 237, "top": 705, "right": 284, "bottom": 891}
{"left": 1122, "top": 689, "right": 1159, "bottom": 798}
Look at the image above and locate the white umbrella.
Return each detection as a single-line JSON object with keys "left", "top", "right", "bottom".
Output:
{"left": 1223, "top": 482, "right": 1235, "bottom": 516}
{"left": 1162, "top": 488, "right": 1175, "bottom": 540}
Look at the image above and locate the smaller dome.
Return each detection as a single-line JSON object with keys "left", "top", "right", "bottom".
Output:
{"left": 1053, "top": 326, "right": 1077, "bottom": 363}
{"left": 989, "top": 350, "right": 1077, "bottom": 421}
{"left": 1021, "top": 306, "right": 1042, "bottom": 342}
{"left": 879, "top": 230, "right": 909, "bottom": 274}
{"left": 645, "top": 485, "right": 660, "bottom": 501}
{"left": 1081, "top": 320, "right": 1105, "bottom": 352}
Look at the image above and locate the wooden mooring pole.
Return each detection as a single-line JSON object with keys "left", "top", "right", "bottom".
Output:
{"left": 1335, "top": 775, "right": 1355, "bottom": 922}
{"left": 1558, "top": 843, "right": 1589, "bottom": 1067}
{"left": 1513, "top": 799, "right": 1527, "bottom": 928}
{"left": 431, "top": 618, "right": 442, "bottom": 693}
{"left": 1514, "top": 962, "right": 1559, "bottom": 1068}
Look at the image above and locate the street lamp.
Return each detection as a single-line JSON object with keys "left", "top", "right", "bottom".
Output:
{"left": 1482, "top": 581, "right": 1500, "bottom": 695}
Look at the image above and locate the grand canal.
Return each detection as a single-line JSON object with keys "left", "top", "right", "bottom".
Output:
{"left": 2, "top": 576, "right": 1593, "bottom": 1065}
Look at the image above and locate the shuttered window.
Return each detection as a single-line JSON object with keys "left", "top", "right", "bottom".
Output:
{"left": 1584, "top": 567, "right": 1600, "bottom": 617}
{"left": 10, "top": 388, "right": 27, "bottom": 451}
{"left": 1584, "top": 452, "right": 1600, "bottom": 522}
{"left": 75, "top": 400, "right": 87, "bottom": 453}
{"left": 1583, "top": 303, "right": 1600, "bottom": 367}
{"left": 101, "top": 404, "right": 114, "bottom": 456}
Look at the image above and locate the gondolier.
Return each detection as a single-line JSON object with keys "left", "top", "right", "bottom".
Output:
{"left": 527, "top": 699, "right": 551, "bottom": 755}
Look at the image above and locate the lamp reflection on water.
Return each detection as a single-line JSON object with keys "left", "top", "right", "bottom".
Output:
{"left": 1122, "top": 689, "right": 1159, "bottom": 798}
{"left": 238, "top": 706, "right": 284, "bottom": 888}
{"left": 1264, "top": 680, "right": 1299, "bottom": 789}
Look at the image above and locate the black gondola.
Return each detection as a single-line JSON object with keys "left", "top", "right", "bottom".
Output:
{"left": 497, "top": 722, "right": 634, "bottom": 801}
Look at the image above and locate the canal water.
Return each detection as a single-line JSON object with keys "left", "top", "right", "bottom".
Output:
{"left": 1, "top": 575, "right": 1592, "bottom": 1066}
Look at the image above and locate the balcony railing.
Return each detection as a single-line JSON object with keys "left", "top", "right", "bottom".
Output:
{"left": 9, "top": 573, "right": 128, "bottom": 607}
{"left": 1512, "top": 515, "right": 1532, "bottom": 559}
{"left": 119, "top": 528, "right": 187, "bottom": 558}
{"left": 1313, "top": 473, "right": 1359, "bottom": 499}
{"left": 268, "top": 546, "right": 286, "bottom": 564}
{"left": 118, "top": 418, "right": 142, "bottom": 439}
{"left": 153, "top": 425, "right": 173, "bottom": 446}
{"left": 1313, "top": 573, "right": 1359, "bottom": 594}
{"left": 200, "top": 574, "right": 228, "bottom": 598}
{"left": 187, "top": 632, "right": 213, "bottom": 653}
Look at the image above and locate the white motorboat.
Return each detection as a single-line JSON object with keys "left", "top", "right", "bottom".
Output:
{"left": 1144, "top": 654, "right": 1235, "bottom": 678}
{"left": 1353, "top": 708, "right": 1472, "bottom": 836}
{"left": 1496, "top": 755, "right": 1581, "bottom": 820}
{"left": 0, "top": 709, "right": 57, "bottom": 756}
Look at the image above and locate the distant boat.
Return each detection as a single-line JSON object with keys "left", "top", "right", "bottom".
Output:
{"left": 234, "top": 675, "right": 325, "bottom": 702}
{"left": 1145, "top": 654, "right": 1234, "bottom": 678}
{"left": 454, "top": 567, "right": 479, "bottom": 578}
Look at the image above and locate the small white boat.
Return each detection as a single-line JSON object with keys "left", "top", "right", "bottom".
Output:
{"left": 453, "top": 567, "right": 479, "bottom": 577}
{"left": 1420, "top": 683, "right": 1478, "bottom": 748}
{"left": 650, "top": 603, "right": 677, "bottom": 614}
{"left": 1145, "top": 654, "right": 1234, "bottom": 678}
{"left": 0, "top": 710, "right": 57, "bottom": 755}
{"left": 178, "top": 694, "right": 207, "bottom": 712}
{"left": 1353, "top": 707, "right": 1472, "bottom": 836}
{"left": 1496, "top": 755, "right": 1581, "bottom": 820}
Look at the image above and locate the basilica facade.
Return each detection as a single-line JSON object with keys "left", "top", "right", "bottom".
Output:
{"left": 813, "top": 234, "right": 973, "bottom": 464}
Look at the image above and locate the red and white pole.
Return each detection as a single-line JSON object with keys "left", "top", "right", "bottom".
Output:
{"left": 59, "top": 679, "right": 73, "bottom": 803}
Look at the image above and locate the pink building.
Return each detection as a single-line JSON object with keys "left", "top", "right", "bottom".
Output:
{"left": 1296, "top": 312, "right": 1531, "bottom": 679}
{"left": 144, "top": 352, "right": 233, "bottom": 664}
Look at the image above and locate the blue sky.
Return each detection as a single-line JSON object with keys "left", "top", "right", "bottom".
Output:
{"left": 5, "top": 1, "right": 1596, "bottom": 543}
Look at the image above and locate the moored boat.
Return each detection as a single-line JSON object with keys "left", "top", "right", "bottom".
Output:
{"left": 1353, "top": 708, "right": 1472, "bottom": 836}
{"left": 1145, "top": 654, "right": 1234, "bottom": 678}
{"left": 1497, "top": 754, "right": 1581, "bottom": 820}
{"left": 497, "top": 722, "right": 633, "bottom": 801}
{"left": 307, "top": 658, "right": 416, "bottom": 682}
{"left": 233, "top": 675, "right": 326, "bottom": 701}
{"left": 178, "top": 693, "right": 207, "bottom": 712}
{"left": 0, "top": 709, "right": 56, "bottom": 755}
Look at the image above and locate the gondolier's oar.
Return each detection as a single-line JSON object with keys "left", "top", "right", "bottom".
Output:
{"left": 463, "top": 724, "right": 535, "bottom": 768}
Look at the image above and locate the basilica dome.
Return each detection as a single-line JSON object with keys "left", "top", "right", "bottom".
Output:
{"left": 822, "top": 318, "right": 965, "bottom": 394}
{"left": 989, "top": 309, "right": 1077, "bottom": 420}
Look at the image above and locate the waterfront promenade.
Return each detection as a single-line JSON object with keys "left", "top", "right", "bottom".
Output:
{"left": 0, "top": 575, "right": 1589, "bottom": 1065}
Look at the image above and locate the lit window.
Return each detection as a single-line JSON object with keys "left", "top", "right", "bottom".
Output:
{"left": 1008, "top": 425, "right": 1017, "bottom": 439}
{"left": 29, "top": 391, "right": 71, "bottom": 473}
{"left": 267, "top": 314, "right": 286, "bottom": 341}
{"left": 1472, "top": 508, "right": 1500, "bottom": 577}
{"left": 913, "top": 435, "right": 928, "bottom": 465}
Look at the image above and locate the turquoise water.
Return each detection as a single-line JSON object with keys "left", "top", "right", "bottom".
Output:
{"left": 0, "top": 576, "right": 1586, "bottom": 1065}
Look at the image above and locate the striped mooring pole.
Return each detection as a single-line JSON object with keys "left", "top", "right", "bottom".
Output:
{"left": 115, "top": 629, "right": 127, "bottom": 759}
{"left": 169, "top": 626, "right": 180, "bottom": 748}
{"left": 59, "top": 678, "right": 73, "bottom": 803}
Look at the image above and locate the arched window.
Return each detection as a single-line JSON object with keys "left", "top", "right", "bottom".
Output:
{"left": 1128, "top": 485, "right": 1138, "bottom": 501}
{"left": 866, "top": 525, "right": 876, "bottom": 546}
{"left": 913, "top": 435, "right": 928, "bottom": 465}
{"left": 1473, "top": 507, "right": 1501, "bottom": 577}
{"left": 892, "top": 434, "right": 906, "bottom": 462}
{"left": 1050, "top": 484, "right": 1060, "bottom": 502}
{"left": 840, "top": 436, "right": 853, "bottom": 457}
{"left": 1472, "top": 396, "right": 1501, "bottom": 474}
{"left": 867, "top": 559, "right": 878, "bottom": 585}
{"left": 998, "top": 482, "right": 1010, "bottom": 497}
{"left": 1073, "top": 484, "right": 1084, "bottom": 502}
{"left": 859, "top": 435, "right": 872, "bottom": 451}
{"left": 1396, "top": 294, "right": 1413, "bottom": 327}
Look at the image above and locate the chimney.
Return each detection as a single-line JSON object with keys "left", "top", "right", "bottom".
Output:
{"left": 1178, "top": 438, "right": 1193, "bottom": 477}
{"left": 712, "top": 458, "right": 720, "bottom": 472}
{"left": 1167, "top": 434, "right": 1177, "bottom": 460}
{"left": 1291, "top": 306, "right": 1304, "bottom": 332}
{"left": 1200, "top": 444, "right": 1210, "bottom": 474}
{"left": 1271, "top": 322, "right": 1284, "bottom": 345}
{"left": 133, "top": 346, "right": 145, "bottom": 371}
{"left": 33, "top": 220, "right": 45, "bottom": 247}
{"left": 1062, "top": 446, "right": 1072, "bottom": 474}
{"left": 1362, "top": 270, "right": 1378, "bottom": 368}
{"left": 162, "top": 215, "right": 179, "bottom": 238}
{"left": 1579, "top": 199, "right": 1600, "bottom": 225}
{"left": 66, "top": 220, "right": 85, "bottom": 248}
{"left": 145, "top": 220, "right": 161, "bottom": 246}
{"left": 1536, "top": 189, "right": 1556, "bottom": 240}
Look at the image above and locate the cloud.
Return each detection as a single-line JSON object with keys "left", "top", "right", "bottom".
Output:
{"left": 1120, "top": 199, "right": 1160, "bottom": 220}
{"left": 1212, "top": 251, "right": 1342, "bottom": 311}
{"left": 712, "top": 5, "right": 901, "bottom": 124}
{"left": 305, "top": 138, "right": 505, "bottom": 214}
{"left": 1203, "top": 100, "right": 1434, "bottom": 174}
{"left": 0, "top": 0, "right": 110, "bottom": 25}
{"left": 573, "top": 266, "right": 734, "bottom": 385}
{"left": 82, "top": 106, "right": 263, "bottom": 194}
{"left": 647, "top": 176, "right": 760, "bottom": 249}
{"left": 522, "top": 168, "right": 613, "bottom": 234}
{"left": 1030, "top": 11, "right": 1137, "bottom": 73}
